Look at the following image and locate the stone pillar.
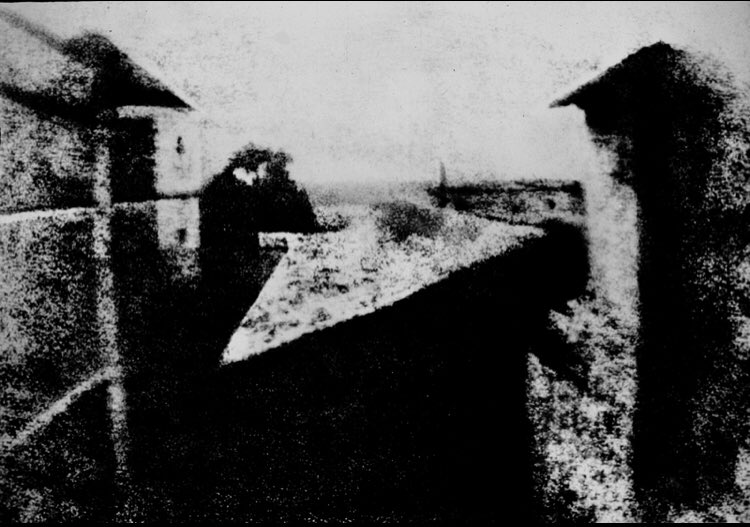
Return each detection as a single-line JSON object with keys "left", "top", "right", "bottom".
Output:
{"left": 553, "top": 42, "right": 749, "bottom": 514}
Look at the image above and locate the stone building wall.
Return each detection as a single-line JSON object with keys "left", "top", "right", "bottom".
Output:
{"left": 0, "top": 21, "right": 208, "bottom": 521}
{"left": 116, "top": 106, "right": 206, "bottom": 200}
{"left": 0, "top": 95, "right": 98, "bottom": 212}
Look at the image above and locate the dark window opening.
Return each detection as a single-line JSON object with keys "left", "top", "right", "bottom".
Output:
{"left": 111, "top": 117, "right": 157, "bottom": 203}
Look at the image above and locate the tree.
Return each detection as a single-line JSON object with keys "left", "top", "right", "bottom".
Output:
{"left": 220, "top": 143, "right": 317, "bottom": 233}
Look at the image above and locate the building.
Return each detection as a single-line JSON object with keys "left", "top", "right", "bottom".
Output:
{"left": 552, "top": 42, "right": 750, "bottom": 518}
{"left": 0, "top": 9, "right": 210, "bottom": 521}
{"left": 0, "top": 8, "right": 206, "bottom": 207}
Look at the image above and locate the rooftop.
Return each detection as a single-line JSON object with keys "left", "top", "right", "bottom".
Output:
{"left": 550, "top": 41, "right": 683, "bottom": 109}
{"left": 0, "top": 7, "right": 191, "bottom": 113}
{"left": 222, "top": 204, "right": 542, "bottom": 364}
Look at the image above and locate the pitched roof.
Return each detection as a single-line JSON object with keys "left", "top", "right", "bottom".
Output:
{"left": 223, "top": 206, "right": 542, "bottom": 364}
{"left": 0, "top": 7, "right": 191, "bottom": 112}
{"left": 550, "top": 42, "right": 684, "bottom": 110}
{"left": 62, "top": 32, "right": 191, "bottom": 109}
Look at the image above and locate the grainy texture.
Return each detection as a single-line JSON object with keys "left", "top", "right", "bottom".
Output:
{"left": 2, "top": 2, "right": 749, "bottom": 523}
{"left": 224, "top": 205, "right": 541, "bottom": 363}
{"left": 546, "top": 42, "right": 750, "bottom": 521}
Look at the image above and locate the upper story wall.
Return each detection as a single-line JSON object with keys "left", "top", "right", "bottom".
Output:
{"left": 112, "top": 106, "right": 206, "bottom": 201}
{"left": 0, "top": 94, "right": 99, "bottom": 213}
{"left": 0, "top": 97, "right": 204, "bottom": 214}
{"left": 151, "top": 108, "right": 205, "bottom": 197}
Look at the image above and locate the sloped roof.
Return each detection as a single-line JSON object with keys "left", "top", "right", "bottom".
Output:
{"left": 223, "top": 205, "right": 542, "bottom": 364}
{"left": 550, "top": 41, "right": 684, "bottom": 110}
{"left": 0, "top": 7, "right": 191, "bottom": 112}
{"left": 62, "top": 32, "right": 191, "bottom": 109}
{"left": 549, "top": 41, "right": 738, "bottom": 142}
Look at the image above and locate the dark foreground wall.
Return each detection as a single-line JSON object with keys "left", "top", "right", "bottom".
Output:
{"left": 0, "top": 197, "right": 272, "bottom": 522}
{"left": 1, "top": 213, "right": 586, "bottom": 521}
{"left": 118, "top": 228, "right": 586, "bottom": 522}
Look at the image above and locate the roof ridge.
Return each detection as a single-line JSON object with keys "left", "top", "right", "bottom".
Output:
{"left": 0, "top": 7, "right": 192, "bottom": 111}
{"left": 550, "top": 41, "right": 683, "bottom": 108}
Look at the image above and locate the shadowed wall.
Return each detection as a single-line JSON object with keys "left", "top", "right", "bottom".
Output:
{"left": 556, "top": 43, "right": 750, "bottom": 515}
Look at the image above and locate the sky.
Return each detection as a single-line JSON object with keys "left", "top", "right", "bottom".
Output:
{"left": 7, "top": 1, "right": 750, "bottom": 185}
